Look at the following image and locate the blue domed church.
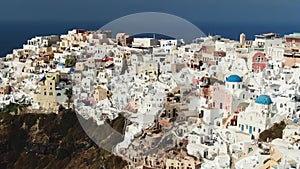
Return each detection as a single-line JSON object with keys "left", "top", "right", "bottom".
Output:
{"left": 255, "top": 95, "right": 273, "bottom": 105}
{"left": 237, "top": 94, "right": 277, "bottom": 139}
{"left": 210, "top": 74, "right": 250, "bottom": 124}
{"left": 225, "top": 74, "right": 243, "bottom": 91}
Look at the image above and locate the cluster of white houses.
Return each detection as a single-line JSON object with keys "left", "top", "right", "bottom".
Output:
{"left": 1, "top": 29, "right": 300, "bottom": 169}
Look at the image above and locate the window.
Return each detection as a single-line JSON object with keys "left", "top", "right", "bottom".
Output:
{"left": 256, "top": 56, "right": 264, "bottom": 62}
{"left": 44, "top": 92, "right": 47, "bottom": 95}
{"left": 49, "top": 92, "right": 53, "bottom": 96}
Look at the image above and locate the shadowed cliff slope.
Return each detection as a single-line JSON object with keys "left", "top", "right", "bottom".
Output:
{"left": 0, "top": 107, "right": 127, "bottom": 169}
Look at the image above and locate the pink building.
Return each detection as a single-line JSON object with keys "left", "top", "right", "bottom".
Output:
{"left": 252, "top": 52, "right": 267, "bottom": 72}
{"left": 211, "top": 83, "right": 233, "bottom": 112}
{"left": 211, "top": 74, "right": 249, "bottom": 114}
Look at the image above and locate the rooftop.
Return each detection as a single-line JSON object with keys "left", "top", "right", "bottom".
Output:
{"left": 285, "top": 33, "right": 300, "bottom": 39}
{"left": 255, "top": 95, "right": 272, "bottom": 105}
{"left": 226, "top": 74, "right": 242, "bottom": 83}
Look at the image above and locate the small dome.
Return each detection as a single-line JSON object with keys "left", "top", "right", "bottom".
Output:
{"left": 226, "top": 74, "right": 242, "bottom": 83}
{"left": 69, "top": 67, "right": 75, "bottom": 73}
{"left": 255, "top": 95, "right": 272, "bottom": 105}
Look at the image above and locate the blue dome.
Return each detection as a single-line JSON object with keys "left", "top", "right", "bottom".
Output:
{"left": 255, "top": 95, "right": 273, "bottom": 105}
{"left": 226, "top": 75, "right": 242, "bottom": 83}
{"left": 69, "top": 67, "right": 75, "bottom": 73}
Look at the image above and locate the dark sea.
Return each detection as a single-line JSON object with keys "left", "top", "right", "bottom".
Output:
{"left": 0, "top": 21, "right": 300, "bottom": 57}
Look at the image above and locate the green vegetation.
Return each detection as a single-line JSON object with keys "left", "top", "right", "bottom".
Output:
{"left": 0, "top": 102, "right": 31, "bottom": 118}
{"left": 259, "top": 121, "right": 286, "bottom": 142}
{"left": 64, "top": 87, "right": 73, "bottom": 109}
{"left": 0, "top": 103, "right": 18, "bottom": 116}
{"left": 64, "top": 56, "right": 76, "bottom": 67}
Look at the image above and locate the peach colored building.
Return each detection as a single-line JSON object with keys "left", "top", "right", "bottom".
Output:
{"left": 211, "top": 74, "right": 249, "bottom": 114}
{"left": 0, "top": 86, "right": 11, "bottom": 95}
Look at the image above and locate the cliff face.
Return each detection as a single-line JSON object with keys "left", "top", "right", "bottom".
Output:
{"left": 0, "top": 109, "right": 127, "bottom": 169}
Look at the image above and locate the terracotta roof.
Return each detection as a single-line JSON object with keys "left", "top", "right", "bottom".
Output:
{"left": 158, "top": 119, "right": 172, "bottom": 127}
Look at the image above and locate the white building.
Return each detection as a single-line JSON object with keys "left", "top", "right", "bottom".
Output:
{"left": 132, "top": 38, "right": 159, "bottom": 48}
{"left": 237, "top": 95, "right": 276, "bottom": 139}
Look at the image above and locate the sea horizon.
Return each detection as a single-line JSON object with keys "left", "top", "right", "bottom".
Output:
{"left": 0, "top": 20, "right": 300, "bottom": 57}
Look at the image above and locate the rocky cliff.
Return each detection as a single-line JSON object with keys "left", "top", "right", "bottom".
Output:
{"left": 0, "top": 107, "right": 127, "bottom": 169}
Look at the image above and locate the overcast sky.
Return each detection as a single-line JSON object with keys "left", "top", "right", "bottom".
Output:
{"left": 0, "top": 0, "right": 299, "bottom": 23}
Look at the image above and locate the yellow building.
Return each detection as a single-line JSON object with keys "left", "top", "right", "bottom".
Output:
{"left": 260, "top": 150, "right": 282, "bottom": 169}
{"left": 94, "top": 86, "right": 112, "bottom": 102}
{"left": 137, "top": 62, "right": 159, "bottom": 81}
{"left": 34, "top": 59, "right": 45, "bottom": 67}
{"left": 75, "top": 62, "right": 85, "bottom": 71}
{"left": 58, "top": 39, "right": 71, "bottom": 50}
{"left": 116, "top": 33, "right": 133, "bottom": 46}
{"left": 35, "top": 72, "right": 60, "bottom": 111}
{"left": 0, "top": 86, "right": 11, "bottom": 95}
